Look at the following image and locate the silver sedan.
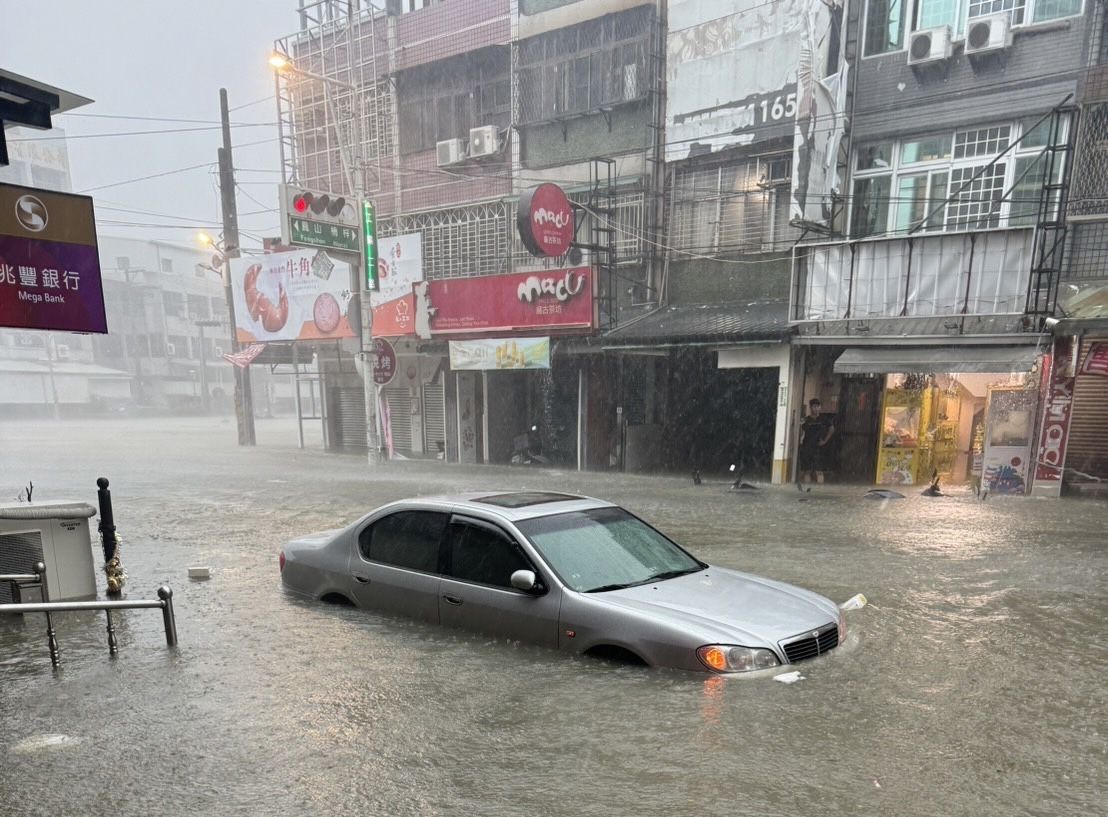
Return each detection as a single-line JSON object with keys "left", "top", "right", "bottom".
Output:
{"left": 279, "top": 492, "right": 848, "bottom": 674}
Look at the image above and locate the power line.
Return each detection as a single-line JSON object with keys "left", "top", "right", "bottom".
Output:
{"left": 8, "top": 123, "right": 277, "bottom": 142}
{"left": 61, "top": 112, "right": 278, "bottom": 127}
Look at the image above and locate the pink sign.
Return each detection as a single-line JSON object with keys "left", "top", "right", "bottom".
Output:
{"left": 422, "top": 267, "right": 595, "bottom": 336}
{"left": 1034, "top": 337, "right": 1076, "bottom": 485}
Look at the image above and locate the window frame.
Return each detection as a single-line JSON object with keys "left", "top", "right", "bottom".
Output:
{"left": 862, "top": 0, "right": 1085, "bottom": 58}
{"left": 849, "top": 116, "right": 1068, "bottom": 237}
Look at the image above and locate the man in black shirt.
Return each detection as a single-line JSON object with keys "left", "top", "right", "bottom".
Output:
{"left": 799, "top": 398, "right": 836, "bottom": 484}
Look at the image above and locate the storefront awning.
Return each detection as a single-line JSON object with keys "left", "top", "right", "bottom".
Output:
{"left": 834, "top": 346, "right": 1041, "bottom": 374}
{"left": 602, "top": 299, "right": 791, "bottom": 346}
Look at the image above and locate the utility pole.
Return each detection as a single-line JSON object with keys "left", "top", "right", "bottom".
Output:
{"left": 218, "top": 87, "right": 256, "bottom": 445}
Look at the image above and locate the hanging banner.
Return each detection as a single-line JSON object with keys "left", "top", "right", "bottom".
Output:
{"left": 449, "top": 337, "right": 551, "bottom": 370}
{"left": 1032, "top": 337, "right": 1076, "bottom": 495}
{"left": 1080, "top": 342, "right": 1108, "bottom": 376}
{"left": 0, "top": 182, "right": 107, "bottom": 334}
{"left": 229, "top": 248, "right": 355, "bottom": 343}
{"left": 222, "top": 343, "right": 266, "bottom": 369}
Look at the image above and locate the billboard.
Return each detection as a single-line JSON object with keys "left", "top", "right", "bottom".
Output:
{"left": 418, "top": 267, "right": 594, "bottom": 338}
{"left": 666, "top": 0, "right": 807, "bottom": 159}
{"left": 0, "top": 182, "right": 107, "bottom": 333}
{"left": 229, "top": 248, "right": 356, "bottom": 343}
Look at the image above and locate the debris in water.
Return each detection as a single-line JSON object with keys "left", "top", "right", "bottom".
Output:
{"left": 840, "top": 593, "right": 867, "bottom": 611}
{"left": 865, "top": 488, "right": 905, "bottom": 500}
{"left": 773, "top": 671, "right": 804, "bottom": 684}
{"left": 188, "top": 566, "right": 211, "bottom": 580}
{"left": 11, "top": 734, "right": 80, "bottom": 754}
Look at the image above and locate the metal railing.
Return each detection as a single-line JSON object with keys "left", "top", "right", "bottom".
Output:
{"left": 0, "top": 562, "right": 177, "bottom": 668}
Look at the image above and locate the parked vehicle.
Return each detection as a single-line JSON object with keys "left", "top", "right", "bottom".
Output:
{"left": 279, "top": 492, "right": 848, "bottom": 673}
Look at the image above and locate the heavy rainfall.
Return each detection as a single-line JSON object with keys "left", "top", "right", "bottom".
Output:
{"left": 1, "top": 1, "right": 1107, "bottom": 816}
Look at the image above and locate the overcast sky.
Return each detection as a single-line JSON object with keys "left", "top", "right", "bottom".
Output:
{"left": 2, "top": 0, "right": 303, "bottom": 250}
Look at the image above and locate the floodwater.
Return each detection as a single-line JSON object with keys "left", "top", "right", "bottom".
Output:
{"left": 1, "top": 417, "right": 1105, "bottom": 817}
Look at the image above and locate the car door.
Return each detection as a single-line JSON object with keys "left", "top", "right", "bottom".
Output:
{"left": 350, "top": 510, "right": 448, "bottom": 624}
{"left": 438, "top": 515, "right": 560, "bottom": 648}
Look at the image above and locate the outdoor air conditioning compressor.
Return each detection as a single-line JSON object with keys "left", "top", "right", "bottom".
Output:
{"left": 0, "top": 501, "right": 98, "bottom": 602}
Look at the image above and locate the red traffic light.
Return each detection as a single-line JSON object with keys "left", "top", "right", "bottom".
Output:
{"left": 293, "top": 192, "right": 312, "bottom": 213}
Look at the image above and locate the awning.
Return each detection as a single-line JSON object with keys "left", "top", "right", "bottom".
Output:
{"left": 834, "top": 346, "right": 1041, "bottom": 374}
{"left": 602, "top": 299, "right": 790, "bottom": 346}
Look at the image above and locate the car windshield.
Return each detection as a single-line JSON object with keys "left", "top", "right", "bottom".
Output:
{"left": 516, "top": 507, "right": 704, "bottom": 593}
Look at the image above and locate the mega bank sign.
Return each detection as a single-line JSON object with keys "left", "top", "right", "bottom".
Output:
{"left": 0, "top": 183, "right": 107, "bottom": 333}
{"left": 372, "top": 267, "right": 595, "bottom": 338}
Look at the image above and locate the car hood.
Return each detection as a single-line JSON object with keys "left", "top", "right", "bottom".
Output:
{"left": 593, "top": 567, "right": 839, "bottom": 646}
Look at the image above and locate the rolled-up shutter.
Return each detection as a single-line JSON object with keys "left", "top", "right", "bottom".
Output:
{"left": 1064, "top": 337, "right": 1108, "bottom": 489}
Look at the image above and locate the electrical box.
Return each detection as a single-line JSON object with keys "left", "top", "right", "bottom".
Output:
{"left": 0, "top": 502, "right": 98, "bottom": 602}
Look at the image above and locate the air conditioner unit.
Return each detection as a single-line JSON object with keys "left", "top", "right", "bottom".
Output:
{"left": 55, "top": 344, "right": 70, "bottom": 360}
{"left": 0, "top": 502, "right": 97, "bottom": 602}
{"left": 966, "top": 13, "right": 1013, "bottom": 56}
{"left": 468, "top": 125, "right": 499, "bottom": 158}
{"left": 436, "top": 138, "right": 466, "bottom": 167}
{"left": 907, "top": 26, "right": 953, "bottom": 66}
{"left": 166, "top": 342, "right": 177, "bottom": 357}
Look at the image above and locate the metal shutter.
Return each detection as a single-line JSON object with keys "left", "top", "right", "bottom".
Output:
{"left": 384, "top": 386, "right": 413, "bottom": 453}
{"left": 423, "top": 382, "right": 446, "bottom": 456}
{"left": 331, "top": 386, "right": 367, "bottom": 451}
{"left": 1065, "top": 337, "right": 1108, "bottom": 487}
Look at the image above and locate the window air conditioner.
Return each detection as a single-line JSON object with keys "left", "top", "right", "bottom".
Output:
{"left": 468, "top": 125, "right": 499, "bottom": 158}
{"left": 907, "top": 27, "right": 953, "bottom": 66}
{"left": 166, "top": 342, "right": 177, "bottom": 357}
{"left": 0, "top": 502, "right": 98, "bottom": 602}
{"left": 965, "top": 13, "right": 1013, "bottom": 56}
{"left": 436, "top": 138, "right": 466, "bottom": 167}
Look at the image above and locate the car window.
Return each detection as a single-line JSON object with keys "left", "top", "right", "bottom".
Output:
{"left": 359, "top": 511, "right": 448, "bottom": 573}
{"left": 444, "top": 521, "right": 531, "bottom": 589}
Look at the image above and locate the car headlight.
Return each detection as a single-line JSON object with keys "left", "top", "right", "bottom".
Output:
{"left": 697, "top": 644, "right": 781, "bottom": 673}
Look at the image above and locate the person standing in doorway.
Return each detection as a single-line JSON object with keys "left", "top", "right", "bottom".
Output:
{"left": 799, "top": 398, "right": 836, "bottom": 484}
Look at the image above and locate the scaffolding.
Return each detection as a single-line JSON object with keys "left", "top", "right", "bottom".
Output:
{"left": 274, "top": 0, "right": 394, "bottom": 198}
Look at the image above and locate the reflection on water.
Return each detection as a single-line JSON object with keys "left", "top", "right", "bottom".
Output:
{"left": 0, "top": 418, "right": 1105, "bottom": 817}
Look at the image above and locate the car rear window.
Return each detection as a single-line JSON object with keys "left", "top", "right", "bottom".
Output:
{"left": 359, "top": 511, "right": 448, "bottom": 573}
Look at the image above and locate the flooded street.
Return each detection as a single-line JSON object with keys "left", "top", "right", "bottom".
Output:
{"left": 1, "top": 417, "right": 1105, "bottom": 817}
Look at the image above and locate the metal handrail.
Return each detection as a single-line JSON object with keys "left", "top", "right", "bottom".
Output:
{"left": 0, "top": 562, "right": 177, "bottom": 668}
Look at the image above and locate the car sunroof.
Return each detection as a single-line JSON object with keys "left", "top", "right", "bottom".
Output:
{"left": 473, "top": 492, "right": 581, "bottom": 508}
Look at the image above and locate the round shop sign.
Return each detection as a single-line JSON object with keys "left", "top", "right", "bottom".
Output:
{"left": 517, "top": 183, "right": 574, "bottom": 258}
{"left": 372, "top": 338, "right": 397, "bottom": 386}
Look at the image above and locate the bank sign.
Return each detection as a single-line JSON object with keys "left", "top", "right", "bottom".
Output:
{"left": 1033, "top": 337, "right": 1076, "bottom": 492}
{"left": 0, "top": 182, "right": 107, "bottom": 333}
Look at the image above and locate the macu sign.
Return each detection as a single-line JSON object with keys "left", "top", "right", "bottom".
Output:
{"left": 517, "top": 183, "right": 574, "bottom": 258}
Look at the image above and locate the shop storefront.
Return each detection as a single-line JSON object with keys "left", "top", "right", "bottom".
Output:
{"left": 813, "top": 343, "right": 1045, "bottom": 490}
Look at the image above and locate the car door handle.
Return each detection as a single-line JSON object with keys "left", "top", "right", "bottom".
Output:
{"left": 353, "top": 574, "right": 370, "bottom": 584}
{"left": 442, "top": 594, "right": 463, "bottom": 606}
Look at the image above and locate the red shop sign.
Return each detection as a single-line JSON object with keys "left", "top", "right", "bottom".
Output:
{"left": 372, "top": 338, "right": 397, "bottom": 386}
{"left": 425, "top": 268, "right": 594, "bottom": 336}
{"left": 1034, "top": 337, "right": 1076, "bottom": 484}
{"left": 371, "top": 293, "right": 415, "bottom": 338}
{"left": 1080, "top": 342, "right": 1108, "bottom": 377}
{"left": 517, "top": 183, "right": 574, "bottom": 258}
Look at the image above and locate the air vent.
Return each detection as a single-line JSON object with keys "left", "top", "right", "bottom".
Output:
{"left": 966, "top": 13, "right": 1013, "bottom": 56}
{"left": 908, "top": 27, "right": 953, "bottom": 66}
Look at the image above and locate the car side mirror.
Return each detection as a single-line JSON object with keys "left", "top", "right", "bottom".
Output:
{"left": 510, "top": 569, "right": 540, "bottom": 592}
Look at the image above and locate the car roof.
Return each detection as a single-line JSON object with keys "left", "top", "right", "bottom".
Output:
{"left": 384, "top": 491, "right": 615, "bottom": 523}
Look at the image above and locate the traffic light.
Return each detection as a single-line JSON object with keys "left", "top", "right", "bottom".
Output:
{"left": 291, "top": 191, "right": 347, "bottom": 217}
